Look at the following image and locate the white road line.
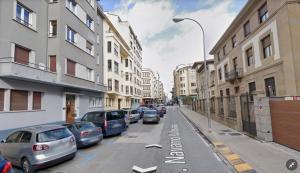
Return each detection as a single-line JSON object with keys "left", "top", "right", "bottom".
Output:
{"left": 179, "top": 111, "right": 209, "bottom": 148}
{"left": 213, "top": 153, "right": 222, "bottom": 162}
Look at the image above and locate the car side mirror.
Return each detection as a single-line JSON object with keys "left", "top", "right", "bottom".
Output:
{"left": 0, "top": 139, "right": 6, "bottom": 143}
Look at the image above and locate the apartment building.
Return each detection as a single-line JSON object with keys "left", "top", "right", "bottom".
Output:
{"left": 207, "top": 0, "right": 300, "bottom": 135}
{"left": 173, "top": 64, "right": 197, "bottom": 100}
{"left": 142, "top": 68, "right": 157, "bottom": 104}
{"left": 103, "top": 13, "right": 143, "bottom": 109}
{"left": 192, "top": 60, "right": 215, "bottom": 99}
{"left": 0, "top": 0, "right": 106, "bottom": 133}
{"left": 210, "top": 0, "right": 300, "bottom": 99}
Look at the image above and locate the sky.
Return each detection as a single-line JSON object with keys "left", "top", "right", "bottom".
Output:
{"left": 99, "top": 0, "right": 248, "bottom": 98}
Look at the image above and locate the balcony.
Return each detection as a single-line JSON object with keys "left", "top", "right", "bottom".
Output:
{"left": 225, "top": 68, "right": 243, "bottom": 82}
{"left": 0, "top": 57, "right": 57, "bottom": 84}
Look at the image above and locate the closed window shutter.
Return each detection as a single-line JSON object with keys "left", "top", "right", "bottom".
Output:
{"left": 0, "top": 89, "right": 4, "bottom": 111}
{"left": 33, "top": 92, "right": 42, "bottom": 110}
{"left": 67, "top": 59, "right": 76, "bottom": 76}
{"left": 10, "top": 90, "right": 28, "bottom": 111}
{"left": 50, "top": 55, "right": 56, "bottom": 72}
{"left": 262, "top": 35, "right": 271, "bottom": 48}
{"left": 15, "top": 45, "right": 30, "bottom": 65}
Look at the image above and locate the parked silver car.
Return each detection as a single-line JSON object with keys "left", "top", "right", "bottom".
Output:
{"left": 0, "top": 125, "right": 77, "bottom": 173}
{"left": 123, "top": 109, "right": 140, "bottom": 123}
{"left": 143, "top": 110, "right": 160, "bottom": 124}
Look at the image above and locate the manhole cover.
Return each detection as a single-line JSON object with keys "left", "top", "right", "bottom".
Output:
{"left": 220, "top": 129, "right": 231, "bottom": 132}
{"left": 218, "top": 133, "right": 225, "bottom": 135}
{"left": 229, "top": 133, "right": 241, "bottom": 136}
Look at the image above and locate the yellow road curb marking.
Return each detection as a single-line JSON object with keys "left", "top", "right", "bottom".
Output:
{"left": 225, "top": 154, "right": 240, "bottom": 161}
{"left": 234, "top": 163, "right": 253, "bottom": 172}
{"left": 213, "top": 142, "right": 223, "bottom": 147}
{"left": 218, "top": 147, "right": 231, "bottom": 154}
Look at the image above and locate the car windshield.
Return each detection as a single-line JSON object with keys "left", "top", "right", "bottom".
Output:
{"left": 75, "top": 122, "right": 95, "bottom": 131}
{"left": 37, "top": 128, "right": 72, "bottom": 142}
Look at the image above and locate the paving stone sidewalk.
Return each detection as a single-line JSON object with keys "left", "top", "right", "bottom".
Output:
{"left": 179, "top": 106, "right": 300, "bottom": 173}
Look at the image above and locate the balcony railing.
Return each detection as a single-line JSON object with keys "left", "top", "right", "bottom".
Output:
{"left": 0, "top": 57, "right": 52, "bottom": 72}
{"left": 225, "top": 68, "right": 243, "bottom": 82}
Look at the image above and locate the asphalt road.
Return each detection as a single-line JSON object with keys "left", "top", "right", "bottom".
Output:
{"left": 14, "top": 106, "right": 232, "bottom": 173}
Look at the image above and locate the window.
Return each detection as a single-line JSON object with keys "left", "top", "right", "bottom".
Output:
{"left": 67, "top": 59, "right": 76, "bottom": 76}
{"left": 6, "top": 131, "right": 22, "bottom": 143}
{"left": 217, "top": 51, "right": 220, "bottom": 61}
{"left": 16, "top": 2, "right": 32, "bottom": 27}
{"left": 244, "top": 20, "right": 251, "bottom": 37}
{"left": 224, "top": 64, "right": 228, "bottom": 76}
{"left": 49, "top": 20, "right": 57, "bottom": 37}
{"left": 15, "top": 45, "right": 30, "bottom": 65}
{"left": 126, "top": 86, "right": 129, "bottom": 94}
{"left": 125, "top": 59, "right": 128, "bottom": 67}
{"left": 86, "top": 15, "right": 93, "bottom": 29}
{"left": 86, "top": 68, "right": 94, "bottom": 81}
{"left": 249, "top": 82, "right": 256, "bottom": 94}
{"left": 107, "top": 60, "right": 112, "bottom": 71}
{"left": 226, "top": 88, "right": 230, "bottom": 96}
{"left": 218, "top": 68, "right": 222, "bottom": 80}
{"left": 33, "top": 92, "right": 42, "bottom": 110}
{"left": 259, "top": 3, "right": 268, "bottom": 23}
{"left": 114, "top": 61, "right": 118, "bottom": 74}
{"left": 67, "top": 27, "right": 76, "bottom": 43}
{"left": 130, "top": 60, "right": 132, "bottom": 69}
{"left": 265, "top": 77, "right": 276, "bottom": 97}
{"left": 223, "top": 45, "right": 227, "bottom": 56}
{"left": 114, "top": 43, "right": 119, "bottom": 57}
{"left": 232, "top": 35, "right": 237, "bottom": 48}
{"left": 114, "top": 80, "right": 119, "bottom": 92}
{"left": 125, "top": 72, "right": 129, "bottom": 81}
{"left": 0, "top": 89, "right": 4, "bottom": 111}
{"left": 49, "top": 55, "right": 56, "bottom": 72}
{"left": 246, "top": 47, "right": 254, "bottom": 66}
{"left": 108, "top": 79, "right": 112, "bottom": 91}
{"left": 107, "top": 41, "right": 111, "bottom": 53}
{"left": 262, "top": 35, "right": 272, "bottom": 59}
{"left": 89, "top": 97, "right": 102, "bottom": 108}
{"left": 10, "top": 90, "right": 28, "bottom": 111}
{"left": 191, "top": 83, "right": 196, "bottom": 87}
{"left": 66, "top": 0, "right": 76, "bottom": 13}
{"left": 19, "top": 131, "right": 32, "bottom": 143}
{"left": 233, "top": 57, "right": 238, "bottom": 70}
{"left": 86, "top": 40, "right": 93, "bottom": 54}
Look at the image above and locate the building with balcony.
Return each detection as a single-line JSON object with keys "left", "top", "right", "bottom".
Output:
{"left": 173, "top": 64, "right": 197, "bottom": 103}
{"left": 208, "top": 0, "right": 300, "bottom": 133}
{"left": 0, "top": 0, "right": 106, "bottom": 135}
{"left": 141, "top": 68, "right": 157, "bottom": 104}
{"left": 103, "top": 13, "right": 143, "bottom": 110}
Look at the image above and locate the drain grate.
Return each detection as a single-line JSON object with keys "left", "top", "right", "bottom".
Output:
{"left": 229, "top": 133, "right": 241, "bottom": 136}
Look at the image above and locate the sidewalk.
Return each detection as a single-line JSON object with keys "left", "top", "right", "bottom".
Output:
{"left": 180, "top": 106, "right": 300, "bottom": 173}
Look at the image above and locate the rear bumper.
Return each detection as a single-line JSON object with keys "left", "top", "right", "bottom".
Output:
{"left": 33, "top": 152, "right": 76, "bottom": 170}
{"left": 143, "top": 117, "right": 159, "bottom": 123}
{"left": 130, "top": 116, "right": 139, "bottom": 122}
{"left": 78, "top": 134, "right": 103, "bottom": 147}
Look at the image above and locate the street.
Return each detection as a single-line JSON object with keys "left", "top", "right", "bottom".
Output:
{"left": 13, "top": 107, "right": 231, "bottom": 173}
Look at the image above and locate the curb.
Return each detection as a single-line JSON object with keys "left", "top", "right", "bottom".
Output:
{"left": 179, "top": 108, "right": 257, "bottom": 173}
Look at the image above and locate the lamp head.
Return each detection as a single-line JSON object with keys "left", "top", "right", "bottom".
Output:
{"left": 173, "top": 18, "right": 184, "bottom": 23}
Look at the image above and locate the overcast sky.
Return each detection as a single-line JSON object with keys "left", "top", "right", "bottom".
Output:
{"left": 100, "top": 0, "right": 248, "bottom": 98}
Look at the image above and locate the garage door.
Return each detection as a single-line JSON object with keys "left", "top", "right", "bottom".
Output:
{"left": 270, "top": 100, "right": 300, "bottom": 151}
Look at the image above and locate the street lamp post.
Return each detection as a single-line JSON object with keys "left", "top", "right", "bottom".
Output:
{"left": 173, "top": 17, "right": 211, "bottom": 130}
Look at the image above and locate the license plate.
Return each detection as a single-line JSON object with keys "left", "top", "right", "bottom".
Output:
{"left": 89, "top": 136, "right": 99, "bottom": 143}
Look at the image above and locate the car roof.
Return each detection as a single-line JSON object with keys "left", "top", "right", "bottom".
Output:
{"left": 19, "top": 124, "right": 65, "bottom": 133}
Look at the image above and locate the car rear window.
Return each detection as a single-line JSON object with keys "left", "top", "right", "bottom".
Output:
{"left": 82, "top": 112, "right": 104, "bottom": 122}
{"left": 75, "top": 122, "right": 95, "bottom": 131}
{"left": 37, "top": 128, "right": 72, "bottom": 143}
{"left": 131, "top": 110, "right": 138, "bottom": 114}
{"left": 106, "top": 111, "right": 123, "bottom": 121}
{"left": 144, "top": 110, "right": 157, "bottom": 114}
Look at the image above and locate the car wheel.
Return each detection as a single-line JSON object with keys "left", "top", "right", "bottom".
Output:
{"left": 22, "top": 158, "right": 35, "bottom": 173}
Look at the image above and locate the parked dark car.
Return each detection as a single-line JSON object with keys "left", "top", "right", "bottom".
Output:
{"left": 0, "top": 125, "right": 77, "bottom": 173}
{"left": 62, "top": 122, "right": 103, "bottom": 148}
{"left": 0, "top": 153, "right": 13, "bottom": 173}
{"left": 81, "top": 110, "right": 126, "bottom": 137}
{"left": 143, "top": 110, "right": 160, "bottom": 124}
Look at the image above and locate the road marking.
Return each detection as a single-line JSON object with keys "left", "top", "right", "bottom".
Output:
{"left": 224, "top": 154, "right": 240, "bottom": 161}
{"left": 234, "top": 163, "right": 253, "bottom": 172}
{"left": 213, "top": 153, "right": 222, "bottom": 162}
{"left": 132, "top": 165, "right": 157, "bottom": 173}
{"left": 145, "top": 144, "right": 162, "bottom": 149}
